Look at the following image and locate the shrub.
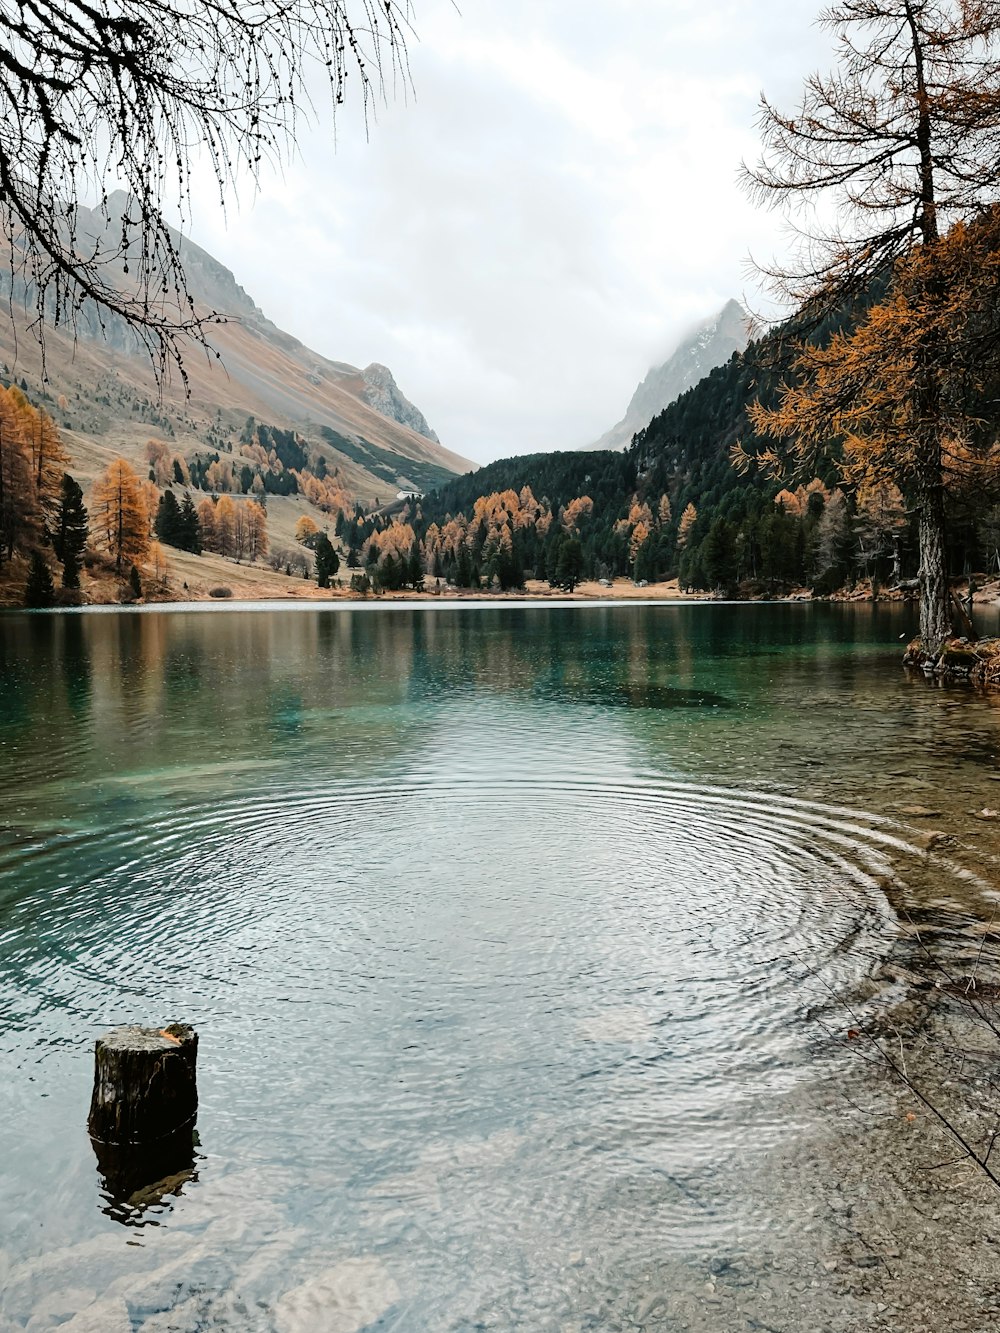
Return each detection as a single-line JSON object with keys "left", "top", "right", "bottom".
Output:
{"left": 209, "top": 585, "right": 233, "bottom": 599}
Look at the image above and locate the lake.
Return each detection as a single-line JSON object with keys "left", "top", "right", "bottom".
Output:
{"left": 2, "top": 601, "right": 1000, "bottom": 1331}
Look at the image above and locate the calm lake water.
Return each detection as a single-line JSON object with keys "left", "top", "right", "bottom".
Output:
{"left": 3, "top": 601, "right": 1000, "bottom": 1330}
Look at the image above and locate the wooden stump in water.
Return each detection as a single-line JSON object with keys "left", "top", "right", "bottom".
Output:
{"left": 88, "top": 1024, "right": 198, "bottom": 1200}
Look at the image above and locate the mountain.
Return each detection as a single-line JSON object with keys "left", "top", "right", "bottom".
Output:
{"left": 0, "top": 192, "right": 470, "bottom": 508}
{"left": 408, "top": 285, "right": 910, "bottom": 595}
{"left": 361, "top": 364, "right": 439, "bottom": 443}
{"left": 592, "top": 299, "right": 750, "bottom": 451}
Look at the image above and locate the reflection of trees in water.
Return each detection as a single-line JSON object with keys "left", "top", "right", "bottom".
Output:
{"left": 0, "top": 611, "right": 430, "bottom": 806}
{"left": 13, "top": 603, "right": 1000, "bottom": 808}
{"left": 61, "top": 617, "right": 92, "bottom": 718}
{"left": 397, "top": 607, "right": 710, "bottom": 707}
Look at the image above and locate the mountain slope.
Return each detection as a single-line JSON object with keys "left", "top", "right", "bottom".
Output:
{"left": 593, "top": 299, "right": 749, "bottom": 452}
{"left": 1, "top": 193, "right": 471, "bottom": 506}
{"left": 407, "top": 286, "right": 903, "bottom": 594}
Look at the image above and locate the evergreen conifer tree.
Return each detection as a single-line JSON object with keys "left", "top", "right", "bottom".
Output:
{"left": 314, "top": 533, "right": 339, "bottom": 588}
{"left": 179, "top": 494, "right": 202, "bottom": 554}
{"left": 52, "top": 473, "right": 88, "bottom": 589}
{"left": 155, "top": 490, "right": 183, "bottom": 546}
{"left": 24, "top": 550, "right": 56, "bottom": 607}
{"left": 702, "top": 519, "right": 737, "bottom": 593}
{"left": 407, "top": 546, "right": 425, "bottom": 591}
{"left": 555, "top": 538, "right": 584, "bottom": 592}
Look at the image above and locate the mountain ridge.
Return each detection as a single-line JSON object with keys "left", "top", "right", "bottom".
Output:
{"left": 2, "top": 192, "right": 469, "bottom": 505}
{"left": 592, "top": 299, "right": 749, "bottom": 452}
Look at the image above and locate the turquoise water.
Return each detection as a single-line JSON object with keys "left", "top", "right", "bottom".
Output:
{"left": 2, "top": 602, "right": 1000, "bottom": 1330}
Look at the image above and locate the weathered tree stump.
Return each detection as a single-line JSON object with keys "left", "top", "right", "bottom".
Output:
{"left": 88, "top": 1024, "right": 198, "bottom": 1201}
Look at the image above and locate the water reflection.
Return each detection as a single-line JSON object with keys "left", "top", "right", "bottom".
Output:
{"left": 94, "top": 1137, "right": 201, "bottom": 1227}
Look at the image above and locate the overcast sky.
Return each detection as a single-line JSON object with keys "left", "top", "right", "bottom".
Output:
{"left": 186, "top": 0, "right": 837, "bottom": 465}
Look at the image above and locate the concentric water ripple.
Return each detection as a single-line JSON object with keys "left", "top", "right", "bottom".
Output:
{"left": 2, "top": 775, "right": 905, "bottom": 1189}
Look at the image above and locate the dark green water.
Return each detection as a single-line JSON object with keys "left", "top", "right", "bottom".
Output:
{"left": 2, "top": 601, "right": 1000, "bottom": 1330}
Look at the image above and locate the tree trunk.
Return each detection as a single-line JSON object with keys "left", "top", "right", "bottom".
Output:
{"left": 88, "top": 1024, "right": 198, "bottom": 1199}
{"left": 89, "top": 1023, "right": 197, "bottom": 1145}
{"left": 918, "top": 482, "right": 950, "bottom": 654}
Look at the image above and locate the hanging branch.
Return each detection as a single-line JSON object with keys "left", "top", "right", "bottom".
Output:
{"left": 0, "top": 0, "right": 416, "bottom": 384}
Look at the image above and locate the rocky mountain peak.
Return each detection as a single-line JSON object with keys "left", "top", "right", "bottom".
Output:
{"left": 592, "top": 300, "right": 750, "bottom": 452}
{"left": 362, "top": 363, "right": 440, "bottom": 444}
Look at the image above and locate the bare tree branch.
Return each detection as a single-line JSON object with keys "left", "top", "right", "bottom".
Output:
{"left": 0, "top": 0, "right": 417, "bottom": 384}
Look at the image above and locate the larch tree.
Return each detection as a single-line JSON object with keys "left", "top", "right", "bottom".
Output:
{"left": 0, "top": 387, "right": 36, "bottom": 561}
{"left": 0, "top": 382, "right": 75, "bottom": 563}
{"left": 295, "top": 515, "right": 320, "bottom": 546}
{"left": 855, "top": 481, "right": 908, "bottom": 590}
{"left": 215, "top": 494, "right": 236, "bottom": 558}
{"left": 245, "top": 502, "right": 269, "bottom": 563}
{"left": 629, "top": 520, "right": 651, "bottom": 567}
{"left": 742, "top": 0, "right": 1000, "bottom": 653}
{"left": 677, "top": 503, "right": 698, "bottom": 550}
{"left": 91, "top": 458, "right": 149, "bottom": 571}
{"left": 145, "top": 440, "right": 173, "bottom": 486}
{"left": 10, "top": 390, "right": 70, "bottom": 523}
{"left": 2, "top": 1, "right": 415, "bottom": 379}
{"left": 141, "top": 480, "right": 161, "bottom": 536}
{"left": 197, "top": 497, "right": 218, "bottom": 551}
{"left": 148, "top": 541, "right": 171, "bottom": 585}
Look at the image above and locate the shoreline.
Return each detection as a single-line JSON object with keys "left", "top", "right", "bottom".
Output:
{"left": 2, "top": 590, "right": 915, "bottom": 616}
{"left": 3, "top": 595, "right": 827, "bottom": 615}
{"left": 0, "top": 570, "right": 935, "bottom": 613}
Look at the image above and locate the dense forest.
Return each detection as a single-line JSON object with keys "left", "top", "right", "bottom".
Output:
{"left": 339, "top": 274, "right": 998, "bottom": 599}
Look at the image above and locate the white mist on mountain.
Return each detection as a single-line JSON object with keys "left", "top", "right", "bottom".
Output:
{"left": 592, "top": 300, "right": 749, "bottom": 452}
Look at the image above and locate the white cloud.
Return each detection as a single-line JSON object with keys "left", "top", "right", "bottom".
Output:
{"left": 185, "top": 0, "right": 838, "bottom": 463}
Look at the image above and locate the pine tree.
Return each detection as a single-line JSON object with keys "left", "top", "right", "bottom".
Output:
{"left": 702, "top": 519, "right": 738, "bottom": 593}
{"left": 179, "top": 494, "right": 202, "bottom": 554}
{"left": 314, "top": 533, "right": 339, "bottom": 587}
{"left": 155, "top": 490, "right": 183, "bottom": 547}
{"left": 555, "top": 537, "right": 584, "bottom": 592}
{"left": 53, "top": 473, "right": 89, "bottom": 589}
{"left": 24, "top": 550, "right": 55, "bottom": 607}
{"left": 407, "top": 545, "right": 425, "bottom": 591}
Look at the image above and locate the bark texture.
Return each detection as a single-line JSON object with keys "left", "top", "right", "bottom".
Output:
{"left": 88, "top": 1023, "right": 198, "bottom": 1147}
{"left": 918, "top": 482, "right": 951, "bottom": 655}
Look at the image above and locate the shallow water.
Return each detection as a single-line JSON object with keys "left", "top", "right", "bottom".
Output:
{"left": 2, "top": 602, "right": 1000, "bottom": 1330}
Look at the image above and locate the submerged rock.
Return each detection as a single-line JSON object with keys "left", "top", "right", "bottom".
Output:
{"left": 274, "top": 1257, "right": 400, "bottom": 1333}
{"left": 62, "top": 1297, "right": 131, "bottom": 1332}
